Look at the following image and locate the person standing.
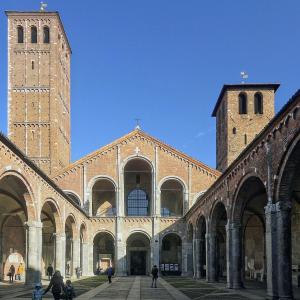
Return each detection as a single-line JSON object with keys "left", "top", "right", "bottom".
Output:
{"left": 16, "top": 263, "right": 24, "bottom": 280}
{"left": 46, "top": 264, "right": 53, "bottom": 280}
{"left": 8, "top": 265, "right": 15, "bottom": 283}
{"left": 65, "top": 280, "right": 76, "bottom": 300}
{"left": 75, "top": 266, "right": 81, "bottom": 279}
{"left": 107, "top": 266, "right": 113, "bottom": 284}
{"left": 151, "top": 265, "right": 158, "bottom": 288}
{"left": 43, "top": 271, "right": 65, "bottom": 300}
{"left": 32, "top": 283, "right": 44, "bottom": 300}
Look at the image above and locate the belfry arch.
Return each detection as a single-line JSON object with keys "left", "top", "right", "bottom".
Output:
{"left": 124, "top": 158, "right": 153, "bottom": 216}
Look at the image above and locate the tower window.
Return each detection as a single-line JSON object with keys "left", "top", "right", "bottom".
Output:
{"left": 17, "top": 26, "right": 24, "bottom": 43}
{"left": 244, "top": 134, "right": 247, "bottom": 145}
{"left": 43, "top": 26, "right": 50, "bottom": 43}
{"left": 31, "top": 26, "right": 37, "bottom": 43}
{"left": 239, "top": 93, "right": 248, "bottom": 114}
{"left": 31, "top": 61, "right": 34, "bottom": 70}
{"left": 254, "top": 92, "right": 263, "bottom": 114}
{"left": 233, "top": 127, "right": 237, "bottom": 134}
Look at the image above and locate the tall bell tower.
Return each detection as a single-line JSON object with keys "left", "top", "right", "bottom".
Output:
{"left": 212, "top": 83, "right": 280, "bottom": 172}
{"left": 6, "top": 10, "right": 71, "bottom": 175}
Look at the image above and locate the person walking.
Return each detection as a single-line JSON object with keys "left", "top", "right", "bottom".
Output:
{"left": 107, "top": 266, "right": 113, "bottom": 284}
{"left": 46, "top": 264, "right": 53, "bottom": 280}
{"left": 43, "top": 271, "right": 65, "bottom": 300}
{"left": 75, "top": 266, "right": 81, "bottom": 279}
{"left": 8, "top": 265, "right": 15, "bottom": 283}
{"left": 151, "top": 265, "right": 158, "bottom": 288}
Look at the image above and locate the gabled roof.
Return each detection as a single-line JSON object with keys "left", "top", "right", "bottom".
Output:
{"left": 53, "top": 129, "right": 221, "bottom": 178}
{"left": 212, "top": 83, "right": 280, "bottom": 117}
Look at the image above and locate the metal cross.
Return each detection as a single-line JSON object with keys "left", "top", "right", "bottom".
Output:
{"left": 135, "top": 118, "right": 141, "bottom": 130}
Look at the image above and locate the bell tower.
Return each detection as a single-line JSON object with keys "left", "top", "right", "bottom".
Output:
{"left": 6, "top": 10, "right": 71, "bottom": 175}
{"left": 212, "top": 83, "right": 280, "bottom": 172}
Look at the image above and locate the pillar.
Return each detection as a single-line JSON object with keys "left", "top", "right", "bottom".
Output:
{"left": 25, "top": 221, "right": 43, "bottom": 285}
{"left": 87, "top": 242, "right": 94, "bottom": 276}
{"left": 55, "top": 232, "right": 66, "bottom": 277}
{"left": 265, "top": 203, "right": 278, "bottom": 298}
{"left": 72, "top": 239, "right": 80, "bottom": 277}
{"left": 227, "top": 221, "right": 243, "bottom": 289}
{"left": 81, "top": 242, "right": 89, "bottom": 276}
{"left": 152, "top": 217, "right": 160, "bottom": 268}
{"left": 116, "top": 217, "right": 126, "bottom": 276}
{"left": 276, "top": 200, "right": 293, "bottom": 299}
{"left": 206, "top": 232, "right": 216, "bottom": 282}
{"left": 194, "top": 238, "right": 201, "bottom": 278}
{"left": 192, "top": 230, "right": 197, "bottom": 278}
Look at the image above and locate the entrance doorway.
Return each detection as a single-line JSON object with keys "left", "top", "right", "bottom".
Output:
{"left": 126, "top": 232, "right": 150, "bottom": 275}
{"left": 130, "top": 251, "right": 146, "bottom": 275}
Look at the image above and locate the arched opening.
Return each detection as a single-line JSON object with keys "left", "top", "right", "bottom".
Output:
{"left": 31, "top": 26, "right": 37, "bottom": 43}
{"left": 187, "top": 223, "right": 194, "bottom": 276}
{"left": 160, "top": 179, "right": 184, "bottom": 216}
{"left": 17, "top": 26, "right": 24, "bottom": 43}
{"left": 160, "top": 233, "right": 182, "bottom": 276}
{"left": 234, "top": 176, "right": 267, "bottom": 290}
{"left": 41, "top": 201, "right": 59, "bottom": 278}
{"left": 278, "top": 135, "right": 300, "bottom": 297}
{"left": 43, "top": 26, "right": 50, "bottom": 43}
{"left": 239, "top": 93, "right": 248, "bottom": 114}
{"left": 126, "top": 232, "right": 150, "bottom": 275}
{"left": 93, "top": 232, "right": 115, "bottom": 275}
{"left": 124, "top": 159, "right": 152, "bottom": 216}
{"left": 0, "top": 175, "right": 31, "bottom": 282}
{"left": 65, "top": 216, "right": 76, "bottom": 277}
{"left": 64, "top": 191, "right": 81, "bottom": 207}
{"left": 210, "top": 202, "right": 227, "bottom": 282}
{"left": 254, "top": 93, "right": 263, "bottom": 114}
{"left": 196, "top": 216, "right": 206, "bottom": 278}
{"left": 92, "top": 179, "right": 116, "bottom": 216}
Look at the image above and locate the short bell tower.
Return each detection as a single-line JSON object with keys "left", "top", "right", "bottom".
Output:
{"left": 212, "top": 83, "right": 280, "bottom": 172}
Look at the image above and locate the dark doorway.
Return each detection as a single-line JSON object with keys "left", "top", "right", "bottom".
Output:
{"left": 130, "top": 251, "right": 146, "bottom": 275}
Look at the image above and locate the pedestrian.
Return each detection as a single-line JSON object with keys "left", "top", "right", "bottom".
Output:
{"left": 32, "top": 283, "right": 44, "bottom": 300}
{"left": 66, "top": 263, "right": 70, "bottom": 276}
{"left": 107, "top": 266, "right": 113, "bottom": 284}
{"left": 75, "top": 266, "right": 81, "bottom": 279}
{"left": 46, "top": 263, "right": 53, "bottom": 280}
{"left": 17, "top": 263, "right": 24, "bottom": 281}
{"left": 43, "top": 271, "right": 65, "bottom": 300}
{"left": 8, "top": 265, "right": 15, "bottom": 283}
{"left": 151, "top": 265, "right": 158, "bottom": 288}
{"left": 64, "top": 280, "right": 76, "bottom": 300}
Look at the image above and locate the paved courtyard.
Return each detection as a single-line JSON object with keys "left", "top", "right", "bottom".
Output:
{"left": 0, "top": 276, "right": 300, "bottom": 299}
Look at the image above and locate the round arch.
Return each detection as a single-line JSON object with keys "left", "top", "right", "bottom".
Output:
{"left": 64, "top": 190, "right": 82, "bottom": 207}
{"left": 123, "top": 157, "right": 153, "bottom": 216}
{"left": 196, "top": 215, "right": 207, "bottom": 278}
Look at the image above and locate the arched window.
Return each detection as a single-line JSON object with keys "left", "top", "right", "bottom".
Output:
{"left": 31, "top": 26, "right": 37, "bottom": 43}
{"left": 127, "top": 188, "right": 149, "bottom": 216}
{"left": 43, "top": 26, "right": 50, "bottom": 43}
{"left": 254, "top": 92, "right": 263, "bottom": 114}
{"left": 239, "top": 93, "right": 247, "bottom": 114}
{"left": 17, "top": 26, "right": 24, "bottom": 43}
{"left": 232, "top": 127, "right": 237, "bottom": 134}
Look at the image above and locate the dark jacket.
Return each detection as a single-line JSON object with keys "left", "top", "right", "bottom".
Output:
{"left": 47, "top": 265, "right": 54, "bottom": 275}
{"left": 151, "top": 266, "right": 158, "bottom": 278}
{"left": 44, "top": 275, "right": 64, "bottom": 295}
{"left": 65, "top": 284, "right": 76, "bottom": 299}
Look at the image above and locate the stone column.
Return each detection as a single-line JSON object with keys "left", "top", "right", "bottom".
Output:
{"left": 194, "top": 238, "right": 200, "bottom": 278}
{"left": 55, "top": 233, "right": 66, "bottom": 277}
{"left": 86, "top": 242, "right": 94, "bottom": 276}
{"left": 72, "top": 239, "right": 80, "bottom": 277}
{"left": 182, "top": 240, "right": 193, "bottom": 276}
{"left": 25, "top": 221, "right": 43, "bottom": 285}
{"left": 192, "top": 230, "right": 197, "bottom": 278}
{"left": 80, "top": 242, "right": 89, "bottom": 276}
{"left": 227, "top": 221, "right": 243, "bottom": 289}
{"left": 276, "top": 201, "right": 293, "bottom": 299}
{"left": 265, "top": 203, "right": 278, "bottom": 298}
{"left": 115, "top": 217, "right": 126, "bottom": 276}
{"left": 206, "top": 232, "right": 216, "bottom": 282}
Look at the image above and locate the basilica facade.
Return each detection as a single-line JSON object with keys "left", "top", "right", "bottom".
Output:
{"left": 1, "top": 9, "right": 299, "bottom": 300}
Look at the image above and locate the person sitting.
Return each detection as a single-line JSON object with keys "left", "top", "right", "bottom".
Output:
{"left": 32, "top": 283, "right": 44, "bottom": 300}
{"left": 43, "top": 271, "right": 65, "bottom": 300}
{"left": 65, "top": 280, "right": 76, "bottom": 300}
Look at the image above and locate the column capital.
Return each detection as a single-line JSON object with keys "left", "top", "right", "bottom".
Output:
{"left": 24, "top": 221, "right": 43, "bottom": 228}
{"left": 264, "top": 202, "right": 277, "bottom": 214}
{"left": 226, "top": 221, "right": 241, "bottom": 231}
{"left": 276, "top": 200, "right": 292, "bottom": 212}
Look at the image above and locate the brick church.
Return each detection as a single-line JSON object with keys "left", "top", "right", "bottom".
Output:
{"left": 1, "top": 9, "right": 300, "bottom": 299}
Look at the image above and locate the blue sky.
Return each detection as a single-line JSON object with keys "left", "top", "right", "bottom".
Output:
{"left": 0, "top": 1, "right": 299, "bottom": 168}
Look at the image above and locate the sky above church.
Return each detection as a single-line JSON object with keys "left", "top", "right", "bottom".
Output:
{"left": 0, "top": 1, "right": 299, "bottom": 168}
